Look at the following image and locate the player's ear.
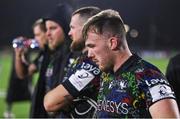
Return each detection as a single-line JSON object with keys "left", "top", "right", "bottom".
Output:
{"left": 109, "top": 37, "right": 118, "bottom": 50}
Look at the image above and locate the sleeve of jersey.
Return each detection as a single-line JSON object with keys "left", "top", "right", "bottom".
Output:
{"left": 62, "top": 58, "right": 101, "bottom": 97}
{"left": 144, "top": 70, "right": 176, "bottom": 107}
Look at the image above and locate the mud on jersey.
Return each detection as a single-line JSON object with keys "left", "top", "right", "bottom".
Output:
{"left": 97, "top": 54, "right": 175, "bottom": 118}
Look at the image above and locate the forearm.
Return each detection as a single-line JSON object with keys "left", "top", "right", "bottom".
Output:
{"left": 15, "top": 54, "right": 28, "bottom": 79}
{"left": 150, "top": 99, "right": 180, "bottom": 118}
{"left": 44, "top": 97, "right": 64, "bottom": 112}
{"left": 44, "top": 85, "right": 73, "bottom": 112}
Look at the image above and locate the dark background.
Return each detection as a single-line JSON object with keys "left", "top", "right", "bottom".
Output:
{"left": 0, "top": 0, "right": 179, "bottom": 50}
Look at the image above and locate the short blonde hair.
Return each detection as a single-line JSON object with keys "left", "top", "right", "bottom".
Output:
{"left": 82, "top": 9, "right": 126, "bottom": 40}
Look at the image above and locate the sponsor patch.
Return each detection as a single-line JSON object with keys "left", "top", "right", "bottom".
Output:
{"left": 80, "top": 62, "right": 100, "bottom": 75}
{"left": 69, "top": 69, "right": 95, "bottom": 91}
{"left": 149, "top": 84, "right": 175, "bottom": 102}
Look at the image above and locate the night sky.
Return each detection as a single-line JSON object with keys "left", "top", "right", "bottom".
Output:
{"left": 0, "top": 0, "right": 179, "bottom": 50}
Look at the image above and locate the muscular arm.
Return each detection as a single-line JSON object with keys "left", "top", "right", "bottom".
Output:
{"left": 44, "top": 85, "right": 73, "bottom": 112}
{"left": 149, "top": 98, "right": 180, "bottom": 118}
{"left": 44, "top": 58, "right": 101, "bottom": 112}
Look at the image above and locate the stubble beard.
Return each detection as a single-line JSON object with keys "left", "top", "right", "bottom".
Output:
{"left": 70, "top": 39, "right": 85, "bottom": 52}
{"left": 100, "top": 59, "right": 114, "bottom": 73}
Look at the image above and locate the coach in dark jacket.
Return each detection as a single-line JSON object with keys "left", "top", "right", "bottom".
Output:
{"left": 30, "top": 3, "right": 73, "bottom": 117}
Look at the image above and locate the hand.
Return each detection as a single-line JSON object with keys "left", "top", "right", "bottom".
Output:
{"left": 15, "top": 47, "right": 25, "bottom": 60}
{"left": 14, "top": 36, "right": 27, "bottom": 59}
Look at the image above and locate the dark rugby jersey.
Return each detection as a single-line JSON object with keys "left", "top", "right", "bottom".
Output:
{"left": 61, "top": 53, "right": 101, "bottom": 118}
{"left": 97, "top": 54, "right": 175, "bottom": 118}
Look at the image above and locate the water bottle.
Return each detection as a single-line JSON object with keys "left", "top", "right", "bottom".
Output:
{"left": 12, "top": 38, "right": 39, "bottom": 49}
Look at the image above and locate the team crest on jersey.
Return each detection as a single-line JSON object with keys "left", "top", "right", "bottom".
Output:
{"left": 108, "top": 80, "right": 128, "bottom": 92}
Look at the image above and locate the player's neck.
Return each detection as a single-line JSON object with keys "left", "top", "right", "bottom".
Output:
{"left": 113, "top": 49, "right": 132, "bottom": 72}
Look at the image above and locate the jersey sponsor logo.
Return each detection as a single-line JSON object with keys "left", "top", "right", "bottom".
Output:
{"left": 81, "top": 62, "right": 100, "bottom": 75}
{"left": 108, "top": 80, "right": 128, "bottom": 92}
{"left": 149, "top": 84, "right": 175, "bottom": 102}
{"left": 145, "top": 78, "right": 169, "bottom": 87}
{"left": 77, "top": 72, "right": 89, "bottom": 79}
{"left": 69, "top": 69, "right": 95, "bottom": 91}
{"left": 71, "top": 97, "right": 97, "bottom": 118}
{"left": 97, "top": 99, "right": 129, "bottom": 115}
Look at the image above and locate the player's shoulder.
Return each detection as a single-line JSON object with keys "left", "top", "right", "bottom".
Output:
{"left": 170, "top": 53, "right": 180, "bottom": 63}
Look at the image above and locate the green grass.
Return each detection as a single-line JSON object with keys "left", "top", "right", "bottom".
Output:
{"left": 144, "top": 57, "right": 169, "bottom": 74}
{"left": 0, "top": 52, "right": 11, "bottom": 118}
{"left": 0, "top": 51, "right": 30, "bottom": 118}
{"left": 0, "top": 51, "right": 170, "bottom": 118}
